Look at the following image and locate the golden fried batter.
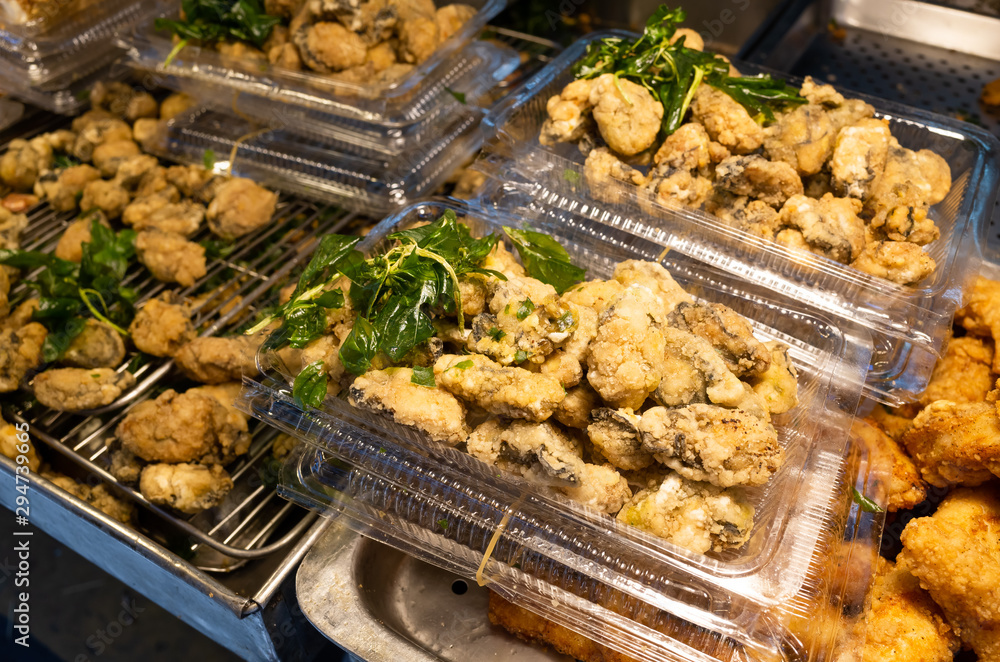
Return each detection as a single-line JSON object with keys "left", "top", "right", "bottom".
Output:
{"left": 116, "top": 388, "right": 251, "bottom": 464}
{"left": 584, "top": 147, "right": 649, "bottom": 205}
{"left": 34, "top": 164, "right": 100, "bottom": 212}
{"left": 639, "top": 404, "right": 782, "bottom": 487}
{"left": 900, "top": 485, "right": 1000, "bottom": 660}
{"left": 139, "top": 463, "right": 233, "bottom": 514}
{"left": 773, "top": 193, "right": 866, "bottom": 264}
{"left": 33, "top": 368, "right": 135, "bottom": 412}
{"left": 349, "top": 367, "right": 469, "bottom": 445}
{"left": 851, "top": 241, "right": 935, "bottom": 285}
{"left": 956, "top": 276, "right": 1000, "bottom": 372}
{"left": 653, "top": 122, "right": 712, "bottom": 172}
{"left": 0, "top": 322, "right": 46, "bottom": 392}
{"left": 434, "top": 354, "right": 565, "bottom": 421}
{"left": 919, "top": 335, "right": 995, "bottom": 407}
{"left": 589, "top": 74, "right": 663, "bottom": 156}
{"left": 617, "top": 471, "right": 754, "bottom": 553}
{"left": 558, "top": 462, "right": 632, "bottom": 515}
{"left": 135, "top": 229, "right": 207, "bottom": 287}
{"left": 61, "top": 319, "right": 125, "bottom": 369}
{"left": 667, "top": 301, "right": 771, "bottom": 379}
{"left": 656, "top": 326, "right": 746, "bottom": 408}
{"left": 554, "top": 382, "right": 599, "bottom": 429}
{"left": 128, "top": 297, "right": 196, "bottom": 358}
{"left": 587, "top": 408, "right": 652, "bottom": 471}
{"left": 763, "top": 103, "right": 836, "bottom": 177}
{"left": 715, "top": 154, "right": 804, "bottom": 208}
{"left": 612, "top": 260, "right": 693, "bottom": 316}
{"left": 748, "top": 341, "right": 799, "bottom": 415}
{"left": 540, "top": 78, "right": 596, "bottom": 146}
{"left": 854, "top": 418, "right": 927, "bottom": 513}
{"left": 537, "top": 302, "right": 597, "bottom": 388}
{"left": 0, "top": 415, "right": 39, "bottom": 472}
{"left": 641, "top": 166, "right": 714, "bottom": 210}
{"left": 586, "top": 285, "right": 667, "bottom": 410}
{"left": 466, "top": 418, "right": 584, "bottom": 484}
{"left": 174, "top": 336, "right": 259, "bottom": 384}
{"left": 207, "top": 177, "right": 278, "bottom": 240}
{"left": 902, "top": 400, "right": 1000, "bottom": 487}
{"left": 562, "top": 279, "right": 625, "bottom": 316}
{"left": 123, "top": 195, "right": 205, "bottom": 237}
{"left": 831, "top": 117, "right": 891, "bottom": 200}
{"left": 54, "top": 212, "right": 110, "bottom": 263}
{"left": 44, "top": 473, "right": 135, "bottom": 524}
{"left": 690, "top": 84, "right": 763, "bottom": 155}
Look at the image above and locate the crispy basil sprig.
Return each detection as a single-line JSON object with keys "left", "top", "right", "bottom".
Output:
{"left": 573, "top": 5, "right": 805, "bottom": 135}
{"left": 156, "top": 0, "right": 281, "bottom": 65}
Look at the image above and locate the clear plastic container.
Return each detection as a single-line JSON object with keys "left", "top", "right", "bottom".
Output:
{"left": 121, "top": 0, "right": 507, "bottom": 141}
{"left": 0, "top": 58, "right": 125, "bottom": 114}
{"left": 238, "top": 199, "right": 881, "bottom": 662}
{"left": 148, "top": 105, "right": 488, "bottom": 216}
{"left": 480, "top": 31, "right": 1000, "bottom": 406}
{"left": 0, "top": 0, "right": 156, "bottom": 86}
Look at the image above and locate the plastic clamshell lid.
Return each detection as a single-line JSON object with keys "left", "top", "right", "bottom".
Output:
{"left": 238, "top": 199, "right": 879, "bottom": 662}
{"left": 480, "top": 31, "right": 1000, "bottom": 406}
{"left": 121, "top": 0, "right": 507, "bottom": 128}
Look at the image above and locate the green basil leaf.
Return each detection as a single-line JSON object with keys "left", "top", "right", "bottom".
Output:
{"left": 203, "top": 149, "right": 216, "bottom": 170}
{"left": 503, "top": 227, "right": 586, "bottom": 294}
{"left": 340, "top": 317, "right": 380, "bottom": 376}
{"left": 410, "top": 366, "right": 436, "bottom": 388}
{"left": 293, "top": 360, "right": 328, "bottom": 408}
{"left": 40, "top": 316, "right": 87, "bottom": 363}
{"left": 516, "top": 298, "right": 535, "bottom": 320}
{"left": 851, "top": 487, "right": 884, "bottom": 514}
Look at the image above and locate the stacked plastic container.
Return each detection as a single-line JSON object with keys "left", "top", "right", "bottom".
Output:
{"left": 0, "top": 0, "right": 158, "bottom": 113}
{"left": 481, "top": 32, "right": 1000, "bottom": 406}
{"left": 119, "top": 0, "right": 518, "bottom": 214}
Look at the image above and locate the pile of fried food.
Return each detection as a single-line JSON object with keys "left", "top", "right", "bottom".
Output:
{"left": 0, "top": 81, "right": 282, "bottom": 515}
{"left": 488, "top": 276, "right": 1000, "bottom": 662}
{"left": 271, "top": 211, "right": 799, "bottom": 554}
{"left": 541, "top": 46, "right": 951, "bottom": 285}
{"left": 163, "top": 0, "right": 478, "bottom": 88}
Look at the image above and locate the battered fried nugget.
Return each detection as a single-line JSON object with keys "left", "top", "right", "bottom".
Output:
{"left": 639, "top": 404, "right": 782, "bottom": 488}
{"left": 349, "top": 367, "right": 469, "bottom": 445}
{"left": 584, "top": 147, "right": 649, "bottom": 205}
{"left": 33, "top": 368, "right": 136, "bottom": 411}
{"left": 562, "top": 279, "right": 625, "bottom": 316}
{"left": 0, "top": 137, "right": 53, "bottom": 191}
{"left": 71, "top": 118, "right": 132, "bottom": 163}
{"left": 206, "top": 177, "right": 278, "bottom": 240}
{"left": 54, "top": 211, "right": 110, "bottom": 263}
{"left": 641, "top": 166, "right": 714, "bottom": 210}
{"left": 588, "top": 74, "right": 663, "bottom": 156}
{"left": 854, "top": 418, "right": 927, "bottom": 513}
{"left": 0, "top": 322, "right": 46, "bottom": 392}
{"left": 901, "top": 400, "right": 1000, "bottom": 487}
{"left": 466, "top": 418, "right": 585, "bottom": 484}
{"left": 852, "top": 557, "right": 960, "bottom": 662}
{"left": 79, "top": 179, "right": 130, "bottom": 219}
{"left": 773, "top": 193, "right": 867, "bottom": 264}
{"left": 868, "top": 404, "right": 914, "bottom": 443}
{"left": 899, "top": 486, "right": 1000, "bottom": 660}
{"left": 34, "top": 164, "right": 100, "bottom": 212}
{"left": 918, "top": 335, "right": 995, "bottom": 408}
{"left": 690, "top": 84, "right": 764, "bottom": 155}
{"left": 617, "top": 471, "right": 754, "bottom": 553}
{"left": 91, "top": 139, "right": 141, "bottom": 178}
{"left": 135, "top": 229, "right": 207, "bottom": 287}
{"left": 434, "top": 354, "right": 565, "bottom": 422}
{"left": 586, "top": 285, "right": 667, "bottom": 410}
{"left": 831, "top": 117, "right": 892, "bottom": 200}
{"left": 587, "top": 408, "right": 652, "bottom": 471}
{"left": 655, "top": 327, "right": 746, "bottom": 409}
{"left": 116, "top": 388, "right": 250, "bottom": 464}
{"left": 763, "top": 103, "right": 837, "bottom": 177}
{"left": 128, "top": 297, "right": 196, "bottom": 358}
{"left": 667, "top": 301, "right": 770, "bottom": 379}
{"left": 61, "top": 319, "right": 125, "bottom": 369}
{"left": 851, "top": 241, "right": 935, "bottom": 285}
{"left": 44, "top": 473, "right": 135, "bottom": 524}
{"left": 613, "top": 260, "right": 693, "bottom": 316}
{"left": 748, "top": 341, "right": 799, "bottom": 415}
{"left": 554, "top": 382, "right": 599, "bottom": 429}
{"left": 122, "top": 194, "right": 205, "bottom": 237}
{"left": 715, "top": 154, "right": 804, "bottom": 208}
{"left": 955, "top": 276, "right": 1000, "bottom": 372}
{"left": 540, "top": 78, "right": 596, "bottom": 146}
{"left": 653, "top": 122, "right": 713, "bottom": 172}
{"left": 558, "top": 462, "right": 632, "bottom": 515}
{"left": 139, "top": 463, "right": 233, "bottom": 514}
{"left": 537, "top": 302, "right": 597, "bottom": 388}
{"left": 174, "top": 336, "right": 259, "bottom": 384}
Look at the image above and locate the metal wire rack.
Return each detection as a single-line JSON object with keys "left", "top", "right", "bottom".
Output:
{"left": 3, "top": 117, "right": 358, "bottom": 570}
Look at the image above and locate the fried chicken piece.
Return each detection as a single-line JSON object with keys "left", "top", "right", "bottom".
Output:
{"left": 554, "top": 382, "right": 599, "bottom": 429}
{"left": 434, "top": 354, "right": 565, "bottom": 422}
{"left": 1, "top": 136, "right": 52, "bottom": 190}
{"left": 612, "top": 260, "right": 693, "bottom": 316}
{"left": 899, "top": 485, "right": 1000, "bottom": 660}
{"left": 34, "top": 164, "right": 100, "bottom": 212}
{"left": 562, "top": 278, "right": 624, "bottom": 315}
{"left": 123, "top": 194, "right": 205, "bottom": 237}
{"left": 715, "top": 154, "right": 804, "bottom": 209}
{"left": 206, "top": 177, "right": 278, "bottom": 240}
{"left": 851, "top": 241, "right": 935, "bottom": 285}
{"left": 955, "top": 276, "right": 1000, "bottom": 371}
{"left": 586, "top": 285, "right": 667, "bottom": 410}
{"left": 849, "top": 556, "right": 961, "bottom": 662}
{"left": 467, "top": 275, "right": 573, "bottom": 366}
{"left": 540, "top": 78, "right": 595, "bottom": 146}
{"left": 71, "top": 118, "right": 132, "bottom": 163}
{"left": 61, "top": 319, "right": 125, "bottom": 369}
{"left": 583, "top": 147, "right": 648, "bottom": 205}
{"left": 91, "top": 139, "right": 141, "bottom": 178}
{"left": 54, "top": 211, "right": 109, "bottom": 263}
{"left": 558, "top": 462, "right": 632, "bottom": 515}
{"left": 748, "top": 341, "right": 799, "bottom": 415}
{"left": 537, "top": 302, "right": 597, "bottom": 388}
{"left": 587, "top": 408, "right": 652, "bottom": 471}
{"left": 33, "top": 368, "right": 135, "bottom": 411}
{"left": 128, "top": 297, "right": 196, "bottom": 358}
{"left": 830, "top": 117, "right": 891, "bottom": 200}
{"left": 44, "top": 473, "right": 135, "bottom": 524}
{"left": 666, "top": 301, "right": 770, "bottom": 379}
{"left": 0, "top": 322, "right": 46, "bottom": 392}
{"left": 617, "top": 471, "right": 754, "bottom": 553}
{"left": 763, "top": 103, "right": 837, "bottom": 177}
{"left": 772, "top": 193, "right": 866, "bottom": 264}
{"left": 135, "top": 229, "right": 207, "bottom": 287}
{"left": 174, "top": 336, "right": 259, "bottom": 384}
{"left": 853, "top": 417, "right": 927, "bottom": 512}
{"left": 159, "top": 92, "right": 197, "bottom": 121}
{"left": 0, "top": 415, "right": 40, "bottom": 472}
{"left": 902, "top": 400, "right": 1000, "bottom": 487}
{"left": 638, "top": 404, "right": 782, "bottom": 487}
{"left": 117, "top": 388, "right": 250, "bottom": 464}
{"left": 349, "top": 367, "right": 469, "bottom": 445}
{"left": 868, "top": 404, "right": 914, "bottom": 443}
{"left": 655, "top": 327, "right": 746, "bottom": 409}
{"left": 588, "top": 74, "right": 663, "bottom": 156}
{"left": 690, "top": 84, "right": 764, "bottom": 155}
{"left": 919, "top": 335, "right": 995, "bottom": 407}
{"left": 80, "top": 179, "right": 129, "bottom": 220}
{"left": 140, "top": 463, "right": 233, "bottom": 514}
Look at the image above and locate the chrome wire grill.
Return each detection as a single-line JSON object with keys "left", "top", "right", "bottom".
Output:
{"left": 4, "top": 116, "right": 357, "bottom": 569}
